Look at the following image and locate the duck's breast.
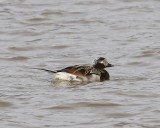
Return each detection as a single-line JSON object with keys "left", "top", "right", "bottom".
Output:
{"left": 88, "top": 74, "right": 100, "bottom": 82}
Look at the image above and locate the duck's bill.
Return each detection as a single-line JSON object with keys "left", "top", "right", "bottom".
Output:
{"left": 106, "top": 63, "right": 114, "bottom": 67}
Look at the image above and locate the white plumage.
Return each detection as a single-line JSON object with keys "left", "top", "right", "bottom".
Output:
{"left": 54, "top": 72, "right": 100, "bottom": 82}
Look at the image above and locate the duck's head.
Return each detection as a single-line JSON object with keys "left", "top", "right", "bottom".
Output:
{"left": 93, "top": 57, "right": 114, "bottom": 69}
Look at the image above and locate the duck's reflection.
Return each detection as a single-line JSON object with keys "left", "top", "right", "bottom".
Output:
{"left": 52, "top": 80, "right": 88, "bottom": 87}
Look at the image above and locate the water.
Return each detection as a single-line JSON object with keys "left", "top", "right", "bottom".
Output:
{"left": 0, "top": 0, "right": 160, "bottom": 128}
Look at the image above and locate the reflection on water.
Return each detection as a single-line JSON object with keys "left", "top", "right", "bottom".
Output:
{"left": 0, "top": 101, "right": 13, "bottom": 108}
{"left": 47, "top": 101, "right": 121, "bottom": 110}
{"left": 52, "top": 81, "right": 89, "bottom": 87}
{"left": 0, "top": 0, "right": 160, "bottom": 128}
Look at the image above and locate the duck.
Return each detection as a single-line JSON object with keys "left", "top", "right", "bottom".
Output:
{"left": 35, "top": 57, "right": 113, "bottom": 82}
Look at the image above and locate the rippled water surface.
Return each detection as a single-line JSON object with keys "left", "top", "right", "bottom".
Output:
{"left": 0, "top": 0, "right": 160, "bottom": 128}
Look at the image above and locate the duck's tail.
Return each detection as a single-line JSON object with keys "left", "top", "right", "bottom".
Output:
{"left": 31, "top": 68, "right": 57, "bottom": 73}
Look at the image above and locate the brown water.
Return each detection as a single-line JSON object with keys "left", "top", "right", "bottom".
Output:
{"left": 0, "top": 0, "right": 160, "bottom": 128}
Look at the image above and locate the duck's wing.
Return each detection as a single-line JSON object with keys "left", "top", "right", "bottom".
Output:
{"left": 32, "top": 65, "right": 93, "bottom": 76}
{"left": 57, "top": 65, "right": 92, "bottom": 76}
